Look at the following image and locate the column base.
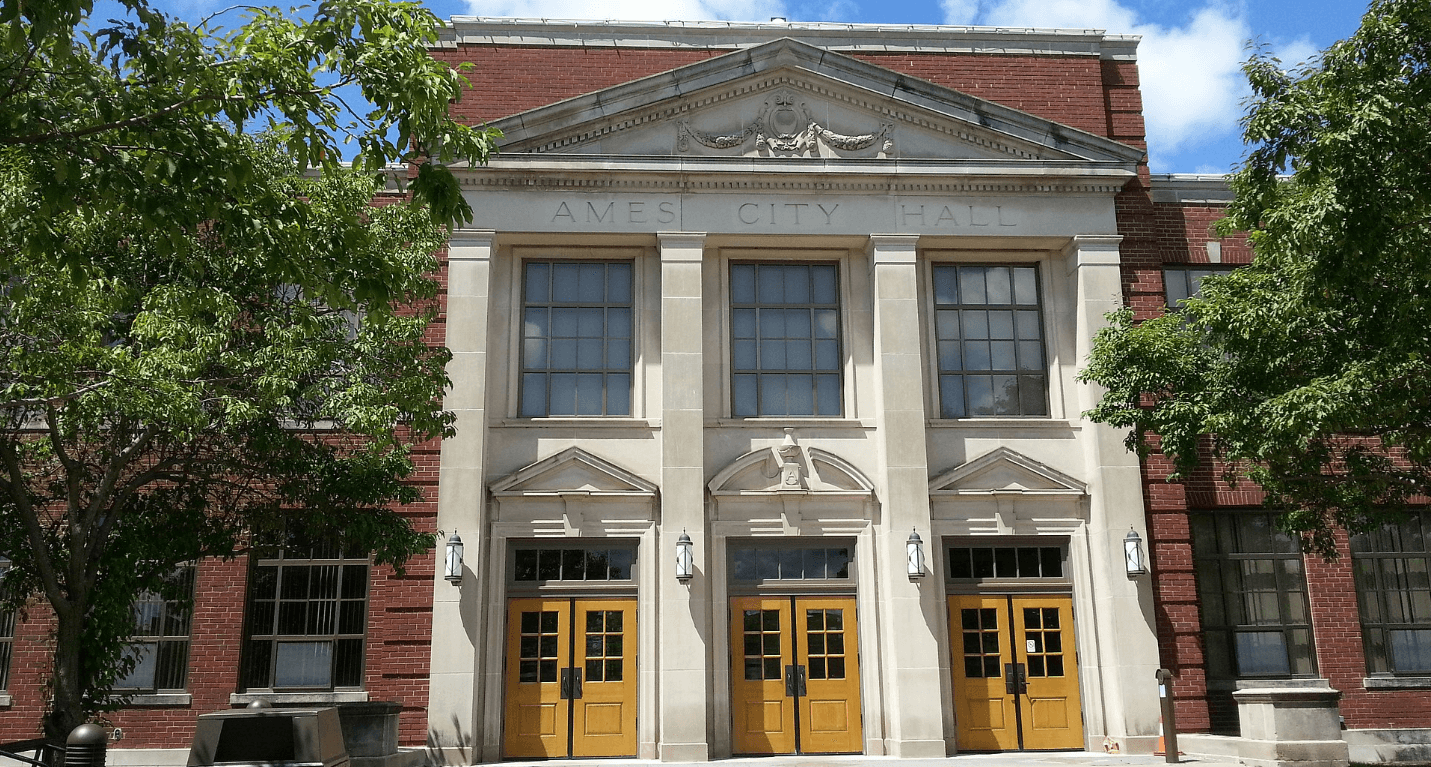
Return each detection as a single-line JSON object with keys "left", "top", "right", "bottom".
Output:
{"left": 659, "top": 742, "right": 711, "bottom": 762}
{"left": 887, "top": 738, "right": 948, "bottom": 758}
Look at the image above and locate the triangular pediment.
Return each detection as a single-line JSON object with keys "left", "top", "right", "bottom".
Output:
{"left": 491, "top": 447, "right": 657, "bottom": 497}
{"left": 492, "top": 38, "right": 1141, "bottom": 164}
{"left": 709, "top": 445, "right": 874, "bottom": 495}
{"left": 930, "top": 447, "right": 1086, "bottom": 496}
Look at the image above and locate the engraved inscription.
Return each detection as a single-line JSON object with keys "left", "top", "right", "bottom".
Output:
{"left": 551, "top": 200, "right": 678, "bottom": 225}
{"left": 737, "top": 202, "right": 840, "bottom": 226}
{"left": 898, "top": 204, "right": 1020, "bottom": 229}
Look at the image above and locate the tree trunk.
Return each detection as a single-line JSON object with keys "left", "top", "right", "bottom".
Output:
{"left": 44, "top": 603, "right": 86, "bottom": 741}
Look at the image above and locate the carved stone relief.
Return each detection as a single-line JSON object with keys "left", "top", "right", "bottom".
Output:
{"left": 677, "top": 89, "right": 894, "bottom": 158}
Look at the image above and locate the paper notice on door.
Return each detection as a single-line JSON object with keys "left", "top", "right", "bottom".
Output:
{"left": 1026, "top": 639, "right": 1037, "bottom": 652}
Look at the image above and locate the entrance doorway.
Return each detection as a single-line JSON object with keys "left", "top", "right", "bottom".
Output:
{"left": 503, "top": 597, "right": 637, "bottom": 758}
{"left": 949, "top": 594, "right": 1082, "bottom": 750}
{"left": 729, "top": 595, "right": 862, "bottom": 755}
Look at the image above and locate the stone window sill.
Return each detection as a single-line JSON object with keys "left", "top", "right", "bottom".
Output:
{"left": 929, "top": 418, "right": 1078, "bottom": 430}
{"left": 711, "top": 417, "right": 872, "bottom": 428}
{"left": 0, "top": 692, "right": 11, "bottom": 707}
{"left": 1364, "top": 676, "right": 1431, "bottom": 689}
{"left": 122, "top": 693, "right": 191, "bottom": 707}
{"left": 498, "top": 417, "right": 658, "bottom": 429}
{"left": 231, "top": 691, "right": 369, "bottom": 705}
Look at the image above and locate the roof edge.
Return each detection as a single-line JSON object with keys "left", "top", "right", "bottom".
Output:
{"left": 1149, "top": 173, "right": 1234, "bottom": 204}
{"left": 439, "top": 17, "right": 1141, "bottom": 60}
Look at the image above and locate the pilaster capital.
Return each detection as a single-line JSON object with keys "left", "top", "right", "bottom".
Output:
{"left": 657, "top": 231, "right": 707, "bottom": 262}
{"left": 447, "top": 229, "right": 496, "bottom": 260}
{"left": 866, "top": 234, "right": 920, "bottom": 265}
{"left": 1063, "top": 234, "right": 1124, "bottom": 267}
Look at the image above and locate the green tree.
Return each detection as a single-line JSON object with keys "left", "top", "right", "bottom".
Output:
{"left": 1080, "top": 0, "right": 1431, "bottom": 555}
{"left": 0, "top": 0, "right": 496, "bottom": 738}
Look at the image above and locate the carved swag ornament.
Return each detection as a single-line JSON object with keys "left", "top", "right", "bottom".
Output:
{"left": 677, "top": 90, "right": 894, "bottom": 157}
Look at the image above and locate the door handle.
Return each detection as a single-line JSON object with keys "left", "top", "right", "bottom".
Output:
{"left": 571, "top": 667, "right": 583, "bottom": 699}
{"left": 1003, "top": 662, "right": 1028, "bottom": 695}
{"left": 785, "top": 665, "right": 798, "bottom": 697}
{"left": 560, "top": 667, "right": 573, "bottom": 699}
{"left": 796, "top": 665, "right": 808, "bottom": 697}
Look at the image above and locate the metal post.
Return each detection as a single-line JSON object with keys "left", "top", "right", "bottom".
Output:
{"left": 64, "top": 725, "right": 105, "bottom": 767}
{"left": 1155, "top": 668, "right": 1179, "bottom": 763}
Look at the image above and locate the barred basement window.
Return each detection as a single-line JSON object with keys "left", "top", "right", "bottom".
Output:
{"left": 1352, "top": 511, "right": 1431, "bottom": 675}
{"left": 115, "top": 567, "right": 195, "bottom": 693}
{"left": 931, "top": 264, "right": 1047, "bottom": 418}
{"left": 1191, "top": 512, "right": 1316, "bottom": 679}
{"left": 520, "top": 261, "right": 634, "bottom": 416}
{"left": 243, "top": 539, "right": 369, "bottom": 691}
{"left": 730, "top": 262, "right": 842, "bottom": 417}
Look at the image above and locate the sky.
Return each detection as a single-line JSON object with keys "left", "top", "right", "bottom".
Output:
{"left": 96, "top": 0, "right": 1370, "bottom": 173}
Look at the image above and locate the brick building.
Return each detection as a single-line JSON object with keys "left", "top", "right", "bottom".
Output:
{"left": 1, "top": 16, "right": 1427, "bottom": 766}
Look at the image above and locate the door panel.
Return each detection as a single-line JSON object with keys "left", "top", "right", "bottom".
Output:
{"left": 949, "top": 594, "right": 1082, "bottom": 751}
{"left": 949, "top": 595, "right": 1020, "bottom": 750}
{"left": 503, "top": 597, "right": 637, "bottom": 758}
{"left": 797, "top": 598, "right": 862, "bottom": 753}
{"left": 729, "top": 596, "right": 862, "bottom": 755}
{"left": 1013, "top": 597, "right": 1082, "bottom": 750}
{"left": 571, "top": 600, "right": 638, "bottom": 756}
{"left": 504, "top": 599, "right": 571, "bottom": 757}
{"left": 730, "top": 597, "right": 796, "bottom": 754}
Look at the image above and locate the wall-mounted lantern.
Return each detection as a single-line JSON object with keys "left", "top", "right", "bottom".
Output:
{"left": 1124, "top": 529, "right": 1148, "bottom": 577}
{"left": 907, "top": 529, "right": 926, "bottom": 580}
{"left": 445, "top": 531, "right": 465, "bottom": 584}
{"left": 675, "top": 530, "right": 694, "bottom": 583}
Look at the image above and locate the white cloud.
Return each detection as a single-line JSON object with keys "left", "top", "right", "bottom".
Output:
{"left": 464, "top": 0, "right": 787, "bottom": 22}
{"left": 943, "top": 0, "right": 1254, "bottom": 168}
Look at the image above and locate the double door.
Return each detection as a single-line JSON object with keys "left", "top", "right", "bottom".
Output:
{"left": 503, "top": 598, "right": 637, "bottom": 758}
{"left": 950, "top": 594, "right": 1083, "bottom": 751}
{"left": 729, "top": 595, "right": 862, "bottom": 755}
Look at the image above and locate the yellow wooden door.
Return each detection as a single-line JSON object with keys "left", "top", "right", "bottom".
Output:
{"left": 730, "top": 596, "right": 797, "bottom": 754}
{"left": 949, "top": 595, "right": 1020, "bottom": 751}
{"left": 503, "top": 598, "right": 571, "bottom": 757}
{"left": 571, "top": 599, "right": 638, "bottom": 756}
{"left": 795, "top": 597, "right": 862, "bottom": 754}
{"left": 1012, "top": 596, "right": 1082, "bottom": 750}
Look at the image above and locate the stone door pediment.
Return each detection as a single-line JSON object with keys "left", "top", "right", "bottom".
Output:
{"left": 929, "top": 446, "right": 1086, "bottom": 498}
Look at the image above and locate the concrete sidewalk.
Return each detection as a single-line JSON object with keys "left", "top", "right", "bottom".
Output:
{"left": 487, "top": 753, "right": 1240, "bottom": 767}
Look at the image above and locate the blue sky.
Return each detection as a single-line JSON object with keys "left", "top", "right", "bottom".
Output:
{"left": 100, "top": 0, "right": 1369, "bottom": 173}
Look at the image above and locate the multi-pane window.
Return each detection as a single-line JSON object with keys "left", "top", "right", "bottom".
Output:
{"left": 1191, "top": 512, "right": 1316, "bottom": 680}
{"left": 731, "top": 546, "right": 851, "bottom": 581}
{"left": 931, "top": 264, "right": 1046, "bottom": 418}
{"left": 115, "top": 567, "right": 194, "bottom": 693}
{"left": 1352, "top": 511, "right": 1431, "bottom": 675}
{"left": 730, "top": 263, "right": 841, "bottom": 417}
{"left": 243, "top": 540, "right": 369, "bottom": 691}
{"left": 520, "top": 261, "right": 633, "bottom": 417}
{"left": 947, "top": 546, "right": 1064, "bottom": 580}
{"left": 512, "top": 547, "right": 635, "bottom": 583}
{"left": 1164, "top": 267, "right": 1231, "bottom": 308}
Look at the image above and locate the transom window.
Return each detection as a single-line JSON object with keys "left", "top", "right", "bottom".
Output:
{"left": 731, "top": 546, "right": 851, "bottom": 582}
{"left": 730, "top": 262, "right": 842, "bottom": 417}
{"left": 512, "top": 547, "right": 636, "bottom": 583}
{"left": 931, "top": 264, "right": 1047, "bottom": 418}
{"left": 116, "top": 567, "right": 195, "bottom": 693}
{"left": 947, "top": 546, "right": 1064, "bottom": 580}
{"left": 243, "top": 539, "right": 369, "bottom": 691}
{"left": 1191, "top": 512, "right": 1315, "bottom": 679}
{"left": 1352, "top": 511, "right": 1431, "bottom": 675}
{"left": 520, "top": 261, "right": 633, "bottom": 417}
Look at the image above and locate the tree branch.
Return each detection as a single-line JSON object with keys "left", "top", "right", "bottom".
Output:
{"left": 0, "top": 440, "right": 65, "bottom": 608}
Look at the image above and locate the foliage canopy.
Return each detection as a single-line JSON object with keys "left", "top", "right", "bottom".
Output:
{"left": 1081, "top": 0, "right": 1431, "bottom": 554}
{"left": 0, "top": 0, "right": 495, "bottom": 737}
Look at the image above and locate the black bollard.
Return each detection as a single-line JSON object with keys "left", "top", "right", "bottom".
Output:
{"left": 64, "top": 724, "right": 106, "bottom": 767}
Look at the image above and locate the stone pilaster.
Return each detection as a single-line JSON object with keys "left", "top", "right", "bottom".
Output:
{"left": 866, "top": 235, "right": 946, "bottom": 757}
{"left": 1067, "top": 233, "right": 1161, "bottom": 750}
{"left": 657, "top": 232, "right": 711, "bottom": 762}
{"left": 428, "top": 229, "right": 495, "bottom": 763}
